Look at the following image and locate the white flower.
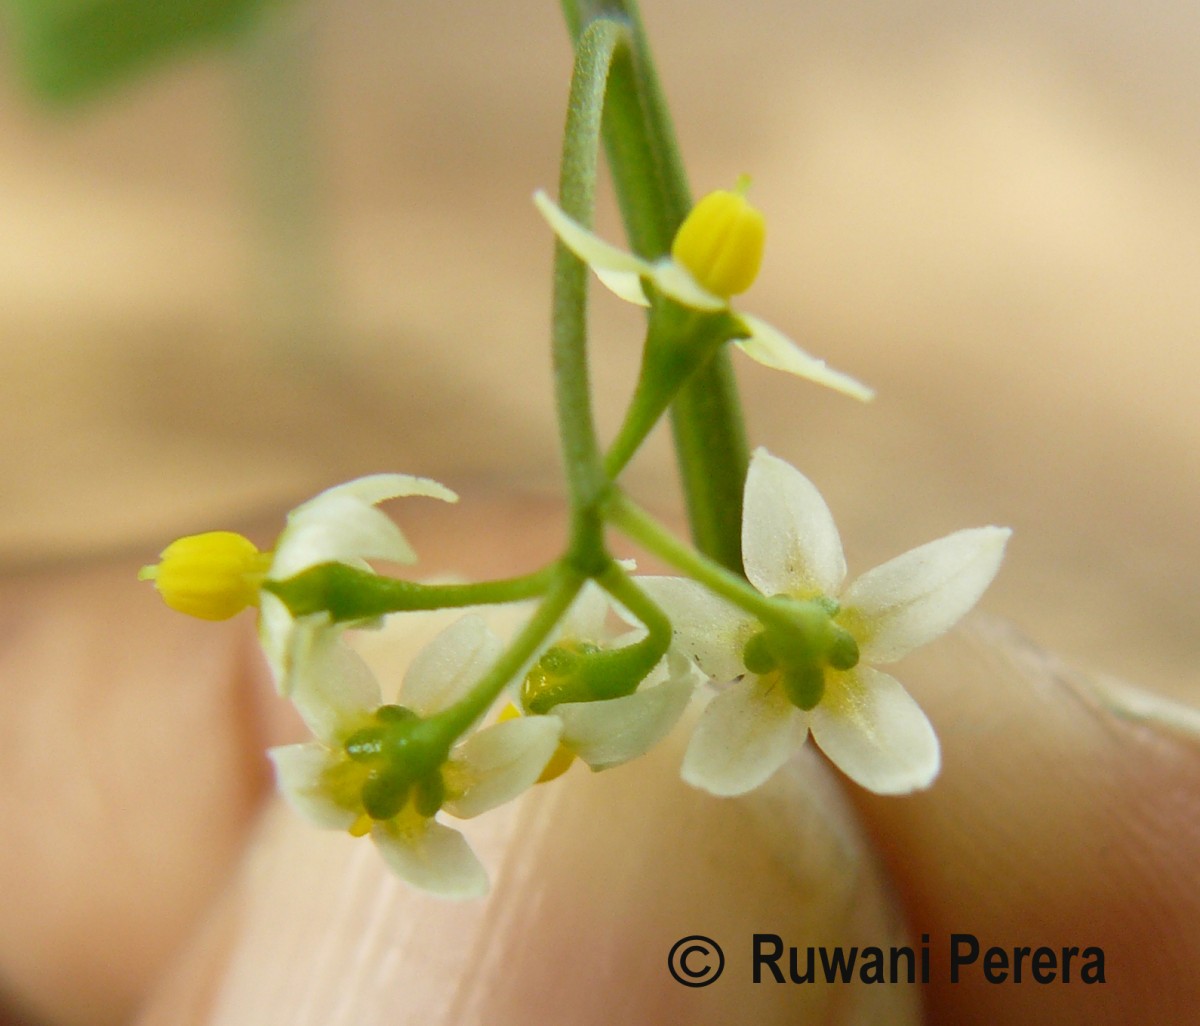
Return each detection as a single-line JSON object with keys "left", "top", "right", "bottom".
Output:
{"left": 269, "top": 614, "right": 561, "bottom": 898}
{"left": 646, "top": 448, "right": 1010, "bottom": 797}
{"left": 517, "top": 582, "right": 696, "bottom": 774}
{"left": 259, "top": 473, "right": 457, "bottom": 695}
{"left": 533, "top": 188, "right": 873, "bottom": 401}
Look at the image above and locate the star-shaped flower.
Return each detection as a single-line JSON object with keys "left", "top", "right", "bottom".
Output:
{"left": 514, "top": 582, "right": 696, "bottom": 777}
{"left": 259, "top": 474, "right": 457, "bottom": 695}
{"left": 140, "top": 473, "right": 458, "bottom": 695}
{"left": 269, "top": 613, "right": 561, "bottom": 898}
{"left": 644, "top": 448, "right": 1010, "bottom": 796}
{"left": 533, "top": 184, "right": 873, "bottom": 401}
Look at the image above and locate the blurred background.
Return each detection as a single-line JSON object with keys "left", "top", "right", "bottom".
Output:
{"left": 1, "top": 0, "right": 1196, "bottom": 705}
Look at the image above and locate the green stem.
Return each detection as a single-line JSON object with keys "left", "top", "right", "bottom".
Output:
{"left": 560, "top": 0, "right": 750, "bottom": 573}
{"left": 551, "top": 17, "right": 628, "bottom": 554}
{"left": 603, "top": 302, "right": 741, "bottom": 479}
{"left": 597, "top": 560, "right": 670, "bottom": 646}
{"left": 265, "top": 562, "right": 561, "bottom": 622}
{"left": 607, "top": 491, "right": 824, "bottom": 638}
{"left": 431, "top": 572, "right": 583, "bottom": 740}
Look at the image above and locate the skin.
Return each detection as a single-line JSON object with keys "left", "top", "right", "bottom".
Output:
{"left": 1, "top": 496, "right": 1197, "bottom": 1026}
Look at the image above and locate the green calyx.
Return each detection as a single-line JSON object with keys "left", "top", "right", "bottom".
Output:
{"left": 741, "top": 599, "right": 861, "bottom": 712}
{"left": 521, "top": 632, "right": 665, "bottom": 715}
{"left": 343, "top": 704, "right": 451, "bottom": 821}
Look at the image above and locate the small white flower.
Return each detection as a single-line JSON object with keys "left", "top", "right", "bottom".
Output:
{"left": 259, "top": 473, "right": 457, "bottom": 695}
{"left": 533, "top": 187, "right": 873, "bottom": 401}
{"left": 270, "top": 614, "right": 561, "bottom": 898}
{"left": 646, "top": 448, "right": 1010, "bottom": 797}
{"left": 515, "top": 582, "right": 696, "bottom": 775}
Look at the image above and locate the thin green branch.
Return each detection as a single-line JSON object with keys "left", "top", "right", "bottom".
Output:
{"left": 560, "top": 0, "right": 750, "bottom": 572}
{"left": 265, "top": 562, "right": 562, "bottom": 622}
{"left": 430, "top": 571, "right": 584, "bottom": 740}
{"left": 606, "top": 490, "right": 825, "bottom": 639}
{"left": 551, "top": 16, "right": 629, "bottom": 526}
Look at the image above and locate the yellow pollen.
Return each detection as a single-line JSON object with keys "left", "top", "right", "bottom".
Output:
{"left": 670, "top": 179, "right": 766, "bottom": 298}
{"left": 537, "top": 744, "right": 576, "bottom": 784}
{"left": 139, "top": 531, "right": 270, "bottom": 621}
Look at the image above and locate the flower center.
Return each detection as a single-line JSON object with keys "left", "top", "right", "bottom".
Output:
{"left": 342, "top": 704, "right": 450, "bottom": 823}
{"left": 139, "top": 531, "right": 272, "bottom": 620}
{"left": 742, "top": 599, "right": 860, "bottom": 712}
{"left": 670, "top": 176, "right": 766, "bottom": 299}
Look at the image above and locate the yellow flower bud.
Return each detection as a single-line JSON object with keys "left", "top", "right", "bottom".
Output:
{"left": 139, "top": 531, "right": 270, "bottom": 621}
{"left": 670, "top": 177, "right": 766, "bottom": 299}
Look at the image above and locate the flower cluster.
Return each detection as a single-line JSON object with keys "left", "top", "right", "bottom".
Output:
{"left": 138, "top": 183, "right": 1009, "bottom": 898}
{"left": 141, "top": 448, "right": 1007, "bottom": 896}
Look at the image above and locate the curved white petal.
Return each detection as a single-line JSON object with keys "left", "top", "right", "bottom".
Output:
{"left": 810, "top": 667, "right": 940, "bottom": 795}
{"left": 556, "top": 674, "right": 694, "bottom": 770}
{"left": 742, "top": 448, "right": 846, "bottom": 599}
{"left": 371, "top": 818, "right": 488, "bottom": 899}
{"left": 442, "top": 717, "right": 562, "bottom": 819}
{"left": 843, "top": 526, "right": 1011, "bottom": 663}
{"left": 734, "top": 314, "right": 875, "bottom": 402}
{"left": 648, "top": 258, "right": 727, "bottom": 311}
{"left": 637, "top": 576, "right": 758, "bottom": 682}
{"left": 269, "top": 743, "right": 357, "bottom": 831}
{"left": 400, "top": 614, "right": 502, "bottom": 717}
{"left": 533, "top": 190, "right": 651, "bottom": 277}
{"left": 298, "top": 473, "right": 457, "bottom": 511}
{"left": 558, "top": 581, "right": 613, "bottom": 642}
{"left": 595, "top": 267, "right": 652, "bottom": 306}
{"left": 681, "top": 676, "right": 804, "bottom": 796}
{"left": 257, "top": 591, "right": 294, "bottom": 689}
{"left": 288, "top": 618, "right": 382, "bottom": 743}
{"left": 272, "top": 495, "right": 417, "bottom": 578}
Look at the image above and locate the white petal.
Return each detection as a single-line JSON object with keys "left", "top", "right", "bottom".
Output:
{"left": 735, "top": 314, "right": 874, "bottom": 401}
{"left": 269, "top": 743, "right": 357, "bottom": 830}
{"left": 556, "top": 674, "right": 694, "bottom": 770}
{"left": 810, "top": 667, "right": 940, "bottom": 795}
{"left": 681, "top": 676, "right": 805, "bottom": 796}
{"left": 272, "top": 495, "right": 416, "bottom": 577}
{"left": 298, "top": 472, "right": 457, "bottom": 510}
{"left": 442, "top": 717, "right": 562, "bottom": 818}
{"left": 843, "top": 527, "right": 1011, "bottom": 663}
{"left": 371, "top": 818, "right": 488, "bottom": 899}
{"left": 288, "top": 619, "right": 381, "bottom": 744}
{"left": 400, "top": 614, "right": 502, "bottom": 717}
{"left": 742, "top": 448, "right": 847, "bottom": 599}
{"left": 558, "top": 580, "right": 612, "bottom": 641}
{"left": 595, "top": 267, "right": 652, "bottom": 306}
{"left": 637, "top": 576, "right": 759, "bottom": 681}
{"left": 533, "top": 190, "right": 651, "bottom": 279}
{"left": 647, "top": 258, "right": 727, "bottom": 311}
{"left": 257, "top": 591, "right": 293, "bottom": 689}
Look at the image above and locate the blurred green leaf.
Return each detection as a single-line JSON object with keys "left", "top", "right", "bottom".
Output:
{"left": 3, "top": 0, "right": 277, "bottom": 104}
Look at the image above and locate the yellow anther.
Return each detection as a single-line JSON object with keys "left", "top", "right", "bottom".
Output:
{"left": 348, "top": 812, "right": 373, "bottom": 837}
{"left": 139, "top": 531, "right": 270, "bottom": 621}
{"left": 536, "top": 745, "right": 576, "bottom": 784}
{"left": 670, "top": 177, "right": 766, "bottom": 298}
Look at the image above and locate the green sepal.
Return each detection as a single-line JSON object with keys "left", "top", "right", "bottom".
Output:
{"left": 521, "top": 631, "right": 667, "bottom": 715}
{"left": 361, "top": 768, "right": 409, "bottom": 821}
{"left": 782, "top": 665, "right": 825, "bottom": 711}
